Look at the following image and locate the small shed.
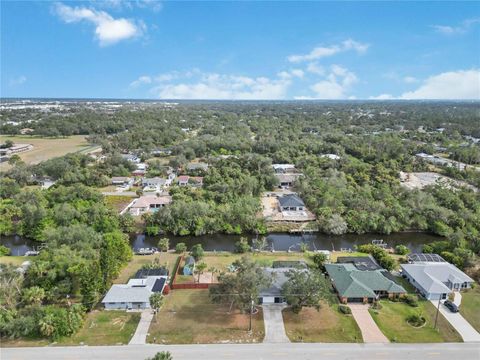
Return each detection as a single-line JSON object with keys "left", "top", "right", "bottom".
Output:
{"left": 183, "top": 256, "right": 196, "bottom": 275}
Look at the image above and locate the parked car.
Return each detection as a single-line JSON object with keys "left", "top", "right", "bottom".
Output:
{"left": 443, "top": 300, "right": 459, "bottom": 313}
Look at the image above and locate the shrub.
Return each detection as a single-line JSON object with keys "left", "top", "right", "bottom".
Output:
{"left": 395, "top": 245, "right": 410, "bottom": 255}
{"left": 406, "top": 313, "right": 426, "bottom": 327}
{"left": 158, "top": 238, "right": 169, "bottom": 252}
{"left": 371, "top": 301, "right": 383, "bottom": 310}
{"left": 0, "top": 245, "right": 11, "bottom": 256}
{"left": 234, "top": 238, "right": 250, "bottom": 253}
{"left": 175, "top": 242, "right": 187, "bottom": 253}
{"left": 338, "top": 304, "right": 351, "bottom": 314}
{"left": 403, "top": 294, "right": 419, "bottom": 307}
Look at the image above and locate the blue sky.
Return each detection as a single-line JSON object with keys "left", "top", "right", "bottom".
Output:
{"left": 2, "top": 1, "right": 479, "bottom": 99}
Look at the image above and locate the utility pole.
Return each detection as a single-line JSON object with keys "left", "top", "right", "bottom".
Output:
{"left": 434, "top": 296, "right": 441, "bottom": 329}
{"left": 249, "top": 299, "right": 254, "bottom": 332}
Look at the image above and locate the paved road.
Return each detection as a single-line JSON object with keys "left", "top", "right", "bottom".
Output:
{"left": 431, "top": 297, "right": 480, "bottom": 343}
{"left": 129, "top": 310, "right": 154, "bottom": 345}
{"left": 262, "top": 304, "right": 290, "bottom": 343}
{"left": 2, "top": 343, "right": 479, "bottom": 360}
{"left": 349, "top": 304, "right": 389, "bottom": 343}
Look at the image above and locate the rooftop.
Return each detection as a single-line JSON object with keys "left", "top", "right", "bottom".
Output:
{"left": 131, "top": 195, "right": 172, "bottom": 209}
{"left": 278, "top": 194, "right": 305, "bottom": 208}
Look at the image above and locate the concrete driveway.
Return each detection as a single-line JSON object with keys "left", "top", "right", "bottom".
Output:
{"left": 349, "top": 304, "right": 389, "bottom": 343}
{"left": 262, "top": 304, "right": 290, "bottom": 343}
{"left": 431, "top": 295, "right": 480, "bottom": 342}
{"left": 129, "top": 310, "right": 154, "bottom": 345}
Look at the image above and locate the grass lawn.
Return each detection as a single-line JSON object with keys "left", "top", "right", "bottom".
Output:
{"left": 57, "top": 311, "right": 140, "bottom": 346}
{"left": 147, "top": 289, "right": 264, "bottom": 344}
{"left": 329, "top": 251, "right": 370, "bottom": 262}
{"left": 0, "top": 135, "right": 90, "bottom": 169}
{"left": 0, "top": 256, "right": 26, "bottom": 266}
{"left": 283, "top": 303, "right": 363, "bottom": 343}
{"left": 114, "top": 253, "right": 179, "bottom": 284}
{"left": 369, "top": 300, "right": 462, "bottom": 343}
{"left": 460, "top": 287, "right": 480, "bottom": 332}
{"left": 104, "top": 195, "right": 135, "bottom": 213}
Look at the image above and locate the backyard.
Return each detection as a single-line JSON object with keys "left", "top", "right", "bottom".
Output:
{"left": 460, "top": 287, "right": 480, "bottom": 332}
{"left": 113, "top": 252, "right": 178, "bottom": 284}
{"left": 282, "top": 303, "right": 363, "bottom": 343}
{"left": 369, "top": 299, "right": 462, "bottom": 343}
{"left": 147, "top": 289, "right": 265, "bottom": 344}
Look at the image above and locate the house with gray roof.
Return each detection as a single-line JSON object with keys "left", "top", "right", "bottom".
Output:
{"left": 102, "top": 270, "right": 168, "bottom": 310}
{"left": 278, "top": 194, "right": 305, "bottom": 212}
{"left": 259, "top": 267, "right": 305, "bottom": 304}
{"left": 400, "top": 261, "right": 474, "bottom": 300}
{"left": 325, "top": 263, "right": 406, "bottom": 303}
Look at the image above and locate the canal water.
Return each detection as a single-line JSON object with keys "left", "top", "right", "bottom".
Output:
{"left": 1, "top": 232, "right": 441, "bottom": 255}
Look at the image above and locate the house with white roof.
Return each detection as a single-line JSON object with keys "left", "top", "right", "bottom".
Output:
{"left": 128, "top": 195, "right": 172, "bottom": 216}
{"left": 401, "top": 256, "right": 474, "bottom": 300}
{"left": 102, "top": 269, "right": 168, "bottom": 310}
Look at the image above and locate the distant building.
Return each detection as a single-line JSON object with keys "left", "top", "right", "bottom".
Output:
{"left": 0, "top": 143, "right": 33, "bottom": 156}
{"left": 272, "top": 164, "right": 296, "bottom": 174}
{"left": 121, "top": 154, "right": 141, "bottom": 164}
{"left": 142, "top": 177, "right": 167, "bottom": 188}
{"left": 275, "top": 173, "right": 302, "bottom": 189}
{"left": 320, "top": 154, "right": 341, "bottom": 160}
{"left": 186, "top": 162, "right": 209, "bottom": 172}
{"left": 111, "top": 177, "right": 134, "bottom": 186}
{"left": 177, "top": 175, "right": 203, "bottom": 187}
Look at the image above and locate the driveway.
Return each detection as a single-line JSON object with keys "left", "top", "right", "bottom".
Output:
{"left": 431, "top": 294, "right": 480, "bottom": 342}
{"left": 129, "top": 310, "right": 154, "bottom": 345}
{"left": 262, "top": 304, "right": 290, "bottom": 343}
{"left": 349, "top": 304, "right": 389, "bottom": 343}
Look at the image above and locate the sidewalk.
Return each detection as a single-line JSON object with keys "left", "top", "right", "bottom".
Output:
{"left": 129, "top": 310, "right": 154, "bottom": 345}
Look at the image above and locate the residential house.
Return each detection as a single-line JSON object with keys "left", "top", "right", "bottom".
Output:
{"left": 275, "top": 173, "right": 302, "bottom": 189}
{"left": 128, "top": 195, "right": 172, "bottom": 216}
{"left": 278, "top": 194, "right": 305, "bottom": 212}
{"left": 272, "top": 164, "right": 296, "bottom": 174}
{"left": 187, "top": 162, "right": 209, "bottom": 172}
{"left": 325, "top": 263, "right": 406, "bottom": 303}
{"left": 142, "top": 177, "right": 167, "bottom": 191}
{"left": 121, "top": 154, "right": 141, "bottom": 164}
{"left": 401, "top": 255, "right": 474, "bottom": 300}
{"left": 111, "top": 177, "right": 134, "bottom": 186}
{"left": 177, "top": 175, "right": 203, "bottom": 187}
{"left": 259, "top": 264, "right": 307, "bottom": 304}
{"left": 102, "top": 268, "right": 168, "bottom": 310}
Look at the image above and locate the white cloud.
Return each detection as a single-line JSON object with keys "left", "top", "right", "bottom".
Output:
{"left": 148, "top": 71, "right": 291, "bottom": 100}
{"left": 129, "top": 75, "right": 152, "bottom": 87}
{"left": 94, "top": 0, "right": 162, "bottom": 12}
{"left": 401, "top": 69, "right": 480, "bottom": 100}
{"left": 9, "top": 75, "right": 27, "bottom": 86}
{"left": 403, "top": 76, "right": 418, "bottom": 84}
{"left": 432, "top": 18, "right": 480, "bottom": 35}
{"left": 309, "top": 65, "right": 358, "bottom": 99}
{"left": 54, "top": 2, "right": 145, "bottom": 46}
{"left": 287, "top": 38, "right": 369, "bottom": 63}
{"left": 306, "top": 62, "right": 325, "bottom": 75}
{"left": 277, "top": 69, "right": 304, "bottom": 79}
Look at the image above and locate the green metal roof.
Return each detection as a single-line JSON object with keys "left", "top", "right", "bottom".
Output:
{"left": 325, "top": 264, "right": 406, "bottom": 298}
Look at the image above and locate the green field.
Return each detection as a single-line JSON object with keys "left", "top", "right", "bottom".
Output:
{"left": 0, "top": 135, "right": 93, "bottom": 170}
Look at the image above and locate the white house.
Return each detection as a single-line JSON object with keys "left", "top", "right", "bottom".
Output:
{"left": 401, "top": 257, "right": 474, "bottom": 300}
{"left": 102, "top": 269, "right": 168, "bottom": 310}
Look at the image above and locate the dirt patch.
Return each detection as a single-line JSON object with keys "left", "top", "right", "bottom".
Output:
{"left": 400, "top": 172, "right": 477, "bottom": 192}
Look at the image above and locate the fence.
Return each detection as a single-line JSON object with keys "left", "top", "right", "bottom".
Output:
{"left": 170, "top": 254, "right": 216, "bottom": 290}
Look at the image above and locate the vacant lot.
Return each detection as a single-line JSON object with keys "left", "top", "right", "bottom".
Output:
{"left": 114, "top": 253, "right": 178, "bottom": 284}
{"left": 0, "top": 135, "right": 93, "bottom": 169}
{"left": 460, "top": 287, "right": 480, "bottom": 332}
{"left": 1, "top": 311, "right": 140, "bottom": 347}
{"left": 58, "top": 311, "right": 140, "bottom": 346}
{"left": 147, "top": 289, "right": 264, "bottom": 344}
{"left": 369, "top": 300, "right": 462, "bottom": 343}
{"left": 283, "top": 303, "right": 362, "bottom": 343}
{"left": 104, "top": 195, "right": 135, "bottom": 213}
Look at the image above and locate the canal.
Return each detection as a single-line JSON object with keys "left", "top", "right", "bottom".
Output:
{"left": 2, "top": 232, "right": 441, "bottom": 256}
